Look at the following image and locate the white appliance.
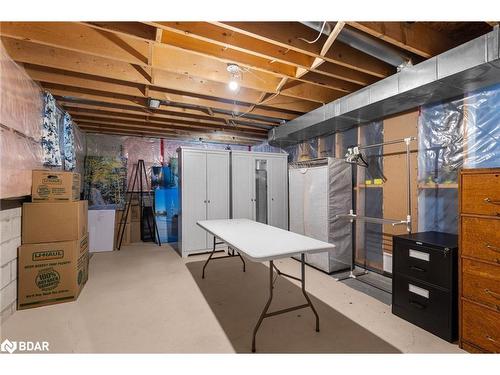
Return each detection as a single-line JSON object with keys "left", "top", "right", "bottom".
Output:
{"left": 88, "top": 209, "right": 115, "bottom": 252}
{"left": 178, "top": 147, "right": 230, "bottom": 257}
{"left": 231, "top": 151, "right": 288, "bottom": 230}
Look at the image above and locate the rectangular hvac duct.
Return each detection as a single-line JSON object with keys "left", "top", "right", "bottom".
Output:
{"left": 268, "top": 28, "right": 500, "bottom": 147}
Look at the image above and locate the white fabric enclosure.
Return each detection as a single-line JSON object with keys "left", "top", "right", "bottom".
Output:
{"left": 289, "top": 158, "right": 352, "bottom": 273}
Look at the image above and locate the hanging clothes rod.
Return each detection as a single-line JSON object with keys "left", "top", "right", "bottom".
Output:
{"left": 355, "top": 136, "right": 416, "bottom": 150}
{"left": 336, "top": 211, "right": 410, "bottom": 226}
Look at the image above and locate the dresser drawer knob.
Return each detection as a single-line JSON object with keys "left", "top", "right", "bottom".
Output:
{"left": 485, "top": 243, "right": 500, "bottom": 253}
{"left": 485, "top": 334, "right": 497, "bottom": 343}
{"left": 484, "top": 289, "right": 500, "bottom": 300}
{"left": 484, "top": 197, "right": 500, "bottom": 205}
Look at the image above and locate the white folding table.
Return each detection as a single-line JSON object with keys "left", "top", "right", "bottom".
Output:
{"left": 197, "top": 218, "right": 335, "bottom": 352}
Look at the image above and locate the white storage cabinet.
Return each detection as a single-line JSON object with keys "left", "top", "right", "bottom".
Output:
{"left": 178, "top": 147, "right": 230, "bottom": 257}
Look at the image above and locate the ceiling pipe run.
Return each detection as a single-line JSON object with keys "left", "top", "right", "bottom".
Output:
{"left": 150, "top": 99, "right": 279, "bottom": 129}
{"left": 300, "top": 21, "right": 412, "bottom": 69}
{"left": 268, "top": 28, "right": 500, "bottom": 147}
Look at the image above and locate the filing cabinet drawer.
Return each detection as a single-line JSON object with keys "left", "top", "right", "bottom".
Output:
{"left": 462, "top": 299, "right": 500, "bottom": 353}
{"left": 461, "top": 216, "right": 500, "bottom": 264}
{"left": 392, "top": 273, "right": 457, "bottom": 342}
{"left": 394, "top": 241, "right": 453, "bottom": 288}
{"left": 461, "top": 172, "right": 500, "bottom": 216}
{"left": 462, "top": 258, "right": 500, "bottom": 311}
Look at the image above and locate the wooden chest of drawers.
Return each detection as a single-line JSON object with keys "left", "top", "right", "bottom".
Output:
{"left": 459, "top": 168, "right": 500, "bottom": 353}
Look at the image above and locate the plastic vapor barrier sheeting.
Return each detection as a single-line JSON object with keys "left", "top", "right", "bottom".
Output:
{"left": 356, "top": 122, "right": 384, "bottom": 269}
{"left": 289, "top": 158, "right": 352, "bottom": 273}
{"left": 0, "top": 42, "right": 43, "bottom": 139}
{"left": 418, "top": 83, "right": 500, "bottom": 234}
{"left": 284, "top": 138, "right": 319, "bottom": 163}
{"left": 0, "top": 41, "right": 44, "bottom": 198}
{"left": 251, "top": 140, "right": 283, "bottom": 154}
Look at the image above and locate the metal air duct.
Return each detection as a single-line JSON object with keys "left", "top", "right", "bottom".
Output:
{"left": 300, "top": 21, "right": 412, "bottom": 68}
{"left": 269, "top": 28, "right": 500, "bottom": 147}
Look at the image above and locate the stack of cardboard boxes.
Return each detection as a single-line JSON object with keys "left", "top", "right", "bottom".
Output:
{"left": 18, "top": 170, "right": 89, "bottom": 310}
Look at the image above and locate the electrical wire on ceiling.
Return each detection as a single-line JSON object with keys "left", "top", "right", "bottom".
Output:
{"left": 298, "top": 21, "right": 327, "bottom": 44}
{"left": 233, "top": 91, "right": 281, "bottom": 120}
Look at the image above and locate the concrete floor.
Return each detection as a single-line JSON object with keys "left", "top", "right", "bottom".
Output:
{"left": 0, "top": 243, "right": 464, "bottom": 353}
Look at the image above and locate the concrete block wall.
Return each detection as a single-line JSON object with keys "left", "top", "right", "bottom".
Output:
{"left": 1, "top": 207, "right": 21, "bottom": 324}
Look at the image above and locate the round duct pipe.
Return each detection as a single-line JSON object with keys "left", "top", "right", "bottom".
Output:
{"left": 300, "top": 21, "right": 412, "bottom": 69}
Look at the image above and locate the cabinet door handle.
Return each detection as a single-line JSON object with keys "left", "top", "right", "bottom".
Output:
{"left": 484, "top": 197, "right": 500, "bottom": 205}
{"left": 485, "top": 243, "right": 500, "bottom": 253}
{"left": 409, "top": 300, "right": 426, "bottom": 310}
{"left": 484, "top": 289, "right": 500, "bottom": 300}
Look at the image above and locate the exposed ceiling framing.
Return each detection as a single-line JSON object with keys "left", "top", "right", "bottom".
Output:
{"left": 0, "top": 21, "right": 493, "bottom": 144}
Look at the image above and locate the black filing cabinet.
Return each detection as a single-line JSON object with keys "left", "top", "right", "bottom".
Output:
{"left": 392, "top": 231, "right": 458, "bottom": 342}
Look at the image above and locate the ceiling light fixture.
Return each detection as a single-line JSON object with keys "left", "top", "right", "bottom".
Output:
{"left": 228, "top": 80, "right": 239, "bottom": 91}
{"left": 227, "top": 63, "right": 241, "bottom": 92}
{"left": 148, "top": 98, "right": 161, "bottom": 109}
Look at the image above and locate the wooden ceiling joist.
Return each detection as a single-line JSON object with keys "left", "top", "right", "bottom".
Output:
{"left": 212, "top": 22, "right": 395, "bottom": 78}
{"left": 71, "top": 115, "right": 267, "bottom": 138}
{"left": 76, "top": 119, "right": 265, "bottom": 141}
{"left": 0, "top": 23, "right": 340, "bottom": 105}
{"left": 65, "top": 106, "right": 271, "bottom": 133}
{"left": 62, "top": 102, "right": 277, "bottom": 129}
{"left": 84, "top": 22, "right": 158, "bottom": 41}
{"left": 46, "top": 84, "right": 282, "bottom": 132}
{"left": 153, "top": 22, "right": 379, "bottom": 90}
{"left": 0, "top": 22, "right": 368, "bottom": 101}
{"left": 1, "top": 21, "right": 485, "bottom": 142}
{"left": 22, "top": 62, "right": 299, "bottom": 121}
{"left": 80, "top": 126, "right": 262, "bottom": 145}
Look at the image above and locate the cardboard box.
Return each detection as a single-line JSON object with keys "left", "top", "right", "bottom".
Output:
{"left": 115, "top": 209, "right": 131, "bottom": 225}
{"left": 131, "top": 204, "right": 140, "bottom": 222}
{"left": 22, "top": 201, "right": 88, "bottom": 244}
{"left": 130, "top": 220, "right": 141, "bottom": 243}
{"left": 17, "top": 234, "right": 89, "bottom": 310}
{"left": 32, "top": 170, "right": 80, "bottom": 202}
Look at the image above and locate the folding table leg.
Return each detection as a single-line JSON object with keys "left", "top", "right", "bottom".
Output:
{"left": 301, "top": 253, "right": 320, "bottom": 332}
{"left": 252, "top": 260, "right": 274, "bottom": 353}
{"left": 251, "top": 254, "right": 320, "bottom": 352}
{"left": 202, "top": 236, "right": 217, "bottom": 279}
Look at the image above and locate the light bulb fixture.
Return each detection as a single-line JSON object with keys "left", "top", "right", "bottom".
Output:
{"left": 148, "top": 98, "right": 161, "bottom": 109}
{"left": 228, "top": 80, "right": 239, "bottom": 91}
{"left": 227, "top": 63, "right": 241, "bottom": 92}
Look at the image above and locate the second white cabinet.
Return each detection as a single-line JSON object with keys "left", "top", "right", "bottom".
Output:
{"left": 178, "top": 148, "right": 230, "bottom": 257}
{"left": 231, "top": 151, "right": 288, "bottom": 230}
